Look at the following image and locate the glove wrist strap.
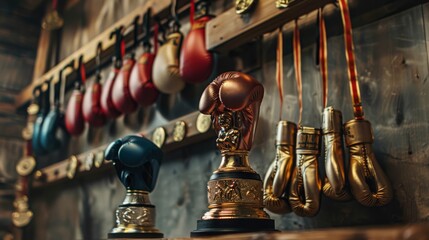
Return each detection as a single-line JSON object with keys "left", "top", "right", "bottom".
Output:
{"left": 344, "top": 119, "right": 373, "bottom": 146}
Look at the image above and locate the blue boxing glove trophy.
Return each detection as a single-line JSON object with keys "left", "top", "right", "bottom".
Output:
{"left": 105, "top": 135, "right": 164, "bottom": 239}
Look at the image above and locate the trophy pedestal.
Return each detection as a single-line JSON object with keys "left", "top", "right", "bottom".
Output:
{"left": 108, "top": 190, "right": 163, "bottom": 239}
{"left": 192, "top": 154, "right": 276, "bottom": 237}
{"left": 192, "top": 218, "right": 275, "bottom": 237}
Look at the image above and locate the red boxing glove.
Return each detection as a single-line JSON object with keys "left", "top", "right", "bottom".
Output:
{"left": 83, "top": 81, "right": 106, "bottom": 127}
{"left": 180, "top": 16, "right": 214, "bottom": 84}
{"left": 112, "top": 58, "right": 138, "bottom": 114}
{"left": 129, "top": 52, "right": 159, "bottom": 106}
{"left": 65, "top": 88, "right": 84, "bottom": 135}
{"left": 199, "top": 72, "right": 264, "bottom": 151}
{"left": 100, "top": 68, "right": 121, "bottom": 118}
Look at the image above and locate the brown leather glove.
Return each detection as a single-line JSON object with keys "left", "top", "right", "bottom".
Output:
{"left": 322, "top": 107, "right": 352, "bottom": 201}
{"left": 345, "top": 119, "right": 393, "bottom": 207}
{"left": 152, "top": 32, "right": 185, "bottom": 94}
{"left": 264, "top": 121, "right": 296, "bottom": 214}
{"left": 289, "top": 127, "right": 322, "bottom": 217}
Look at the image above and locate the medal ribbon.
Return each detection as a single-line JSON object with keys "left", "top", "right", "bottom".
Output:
{"left": 319, "top": 8, "right": 328, "bottom": 109}
{"left": 293, "top": 20, "right": 303, "bottom": 126}
{"left": 190, "top": 0, "right": 195, "bottom": 25}
{"left": 276, "top": 26, "right": 284, "bottom": 121}
{"left": 154, "top": 23, "right": 159, "bottom": 54}
{"left": 338, "top": 0, "right": 364, "bottom": 119}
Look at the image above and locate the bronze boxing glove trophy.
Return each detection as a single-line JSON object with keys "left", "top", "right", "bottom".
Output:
{"left": 105, "top": 135, "right": 163, "bottom": 239}
{"left": 191, "top": 72, "right": 275, "bottom": 236}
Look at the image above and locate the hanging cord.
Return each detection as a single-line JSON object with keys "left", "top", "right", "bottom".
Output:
{"left": 319, "top": 8, "right": 328, "bottom": 109}
{"left": 110, "top": 27, "right": 125, "bottom": 68}
{"left": 293, "top": 20, "right": 303, "bottom": 126}
{"left": 49, "top": 78, "right": 55, "bottom": 108}
{"left": 59, "top": 61, "right": 74, "bottom": 111}
{"left": 153, "top": 23, "right": 159, "bottom": 54}
{"left": 78, "top": 56, "right": 86, "bottom": 86}
{"left": 52, "top": 0, "right": 58, "bottom": 10}
{"left": 95, "top": 42, "right": 103, "bottom": 82}
{"left": 276, "top": 26, "right": 284, "bottom": 121}
{"left": 338, "top": 0, "right": 363, "bottom": 119}
{"left": 190, "top": 0, "right": 195, "bottom": 25}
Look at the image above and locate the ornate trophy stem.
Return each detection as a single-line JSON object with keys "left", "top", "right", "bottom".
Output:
{"left": 191, "top": 72, "right": 276, "bottom": 236}
{"left": 105, "top": 135, "right": 164, "bottom": 239}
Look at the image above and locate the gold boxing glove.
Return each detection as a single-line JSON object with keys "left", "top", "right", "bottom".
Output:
{"left": 322, "top": 107, "right": 352, "bottom": 201}
{"left": 263, "top": 121, "right": 297, "bottom": 214}
{"left": 345, "top": 119, "right": 393, "bottom": 207}
{"left": 289, "top": 127, "right": 322, "bottom": 217}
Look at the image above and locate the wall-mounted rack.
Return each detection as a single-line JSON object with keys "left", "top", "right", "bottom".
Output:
{"left": 31, "top": 111, "right": 216, "bottom": 188}
{"left": 15, "top": 0, "right": 193, "bottom": 110}
{"left": 206, "top": 0, "right": 335, "bottom": 52}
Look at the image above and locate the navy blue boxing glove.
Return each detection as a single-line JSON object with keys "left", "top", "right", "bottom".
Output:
{"left": 105, "top": 135, "right": 162, "bottom": 192}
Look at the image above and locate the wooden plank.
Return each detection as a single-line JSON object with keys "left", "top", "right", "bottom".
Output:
{"left": 15, "top": 0, "right": 173, "bottom": 108}
{"left": 32, "top": 111, "right": 216, "bottom": 188}
{"left": 206, "top": 0, "right": 334, "bottom": 52}
{"left": 32, "top": 27, "right": 51, "bottom": 81}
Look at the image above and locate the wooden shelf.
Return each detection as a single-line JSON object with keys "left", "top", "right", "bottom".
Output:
{"left": 31, "top": 111, "right": 216, "bottom": 188}
{"left": 206, "top": 0, "right": 334, "bottom": 52}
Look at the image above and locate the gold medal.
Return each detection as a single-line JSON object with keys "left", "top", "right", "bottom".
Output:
{"left": 173, "top": 121, "right": 187, "bottom": 142}
{"left": 27, "top": 103, "right": 39, "bottom": 116}
{"left": 12, "top": 210, "right": 33, "bottom": 227}
{"left": 22, "top": 125, "right": 33, "bottom": 140}
{"left": 34, "top": 170, "right": 45, "bottom": 181}
{"left": 276, "top": 0, "right": 292, "bottom": 9}
{"left": 16, "top": 156, "right": 36, "bottom": 176}
{"left": 152, "top": 127, "right": 166, "bottom": 148}
{"left": 196, "top": 113, "right": 212, "bottom": 133}
{"left": 94, "top": 151, "right": 105, "bottom": 168}
{"left": 84, "top": 153, "right": 95, "bottom": 171}
{"left": 236, "top": 0, "right": 257, "bottom": 14}
{"left": 12, "top": 196, "right": 33, "bottom": 227}
{"left": 66, "top": 155, "right": 79, "bottom": 179}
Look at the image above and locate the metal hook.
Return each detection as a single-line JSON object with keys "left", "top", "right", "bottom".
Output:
{"left": 58, "top": 60, "right": 75, "bottom": 108}
{"left": 142, "top": 8, "right": 152, "bottom": 48}
{"left": 110, "top": 26, "right": 124, "bottom": 65}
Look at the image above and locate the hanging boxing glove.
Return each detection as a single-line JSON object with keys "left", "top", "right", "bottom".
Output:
{"left": 322, "top": 107, "right": 352, "bottom": 201}
{"left": 112, "top": 18, "right": 138, "bottom": 114}
{"left": 180, "top": 0, "right": 214, "bottom": 84}
{"left": 152, "top": 5, "right": 185, "bottom": 94}
{"left": 336, "top": 0, "right": 393, "bottom": 207}
{"left": 100, "top": 28, "right": 123, "bottom": 118}
{"left": 83, "top": 43, "right": 107, "bottom": 127}
{"left": 105, "top": 135, "right": 162, "bottom": 192}
{"left": 264, "top": 121, "right": 296, "bottom": 214}
{"left": 289, "top": 127, "right": 322, "bottom": 217}
{"left": 345, "top": 120, "right": 393, "bottom": 207}
{"left": 40, "top": 61, "right": 74, "bottom": 152}
{"left": 32, "top": 82, "right": 49, "bottom": 156}
{"left": 65, "top": 56, "right": 86, "bottom": 136}
{"left": 129, "top": 9, "right": 159, "bottom": 107}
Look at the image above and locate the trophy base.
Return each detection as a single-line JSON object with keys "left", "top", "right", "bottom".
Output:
{"left": 191, "top": 218, "right": 276, "bottom": 237}
{"left": 108, "top": 232, "right": 164, "bottom": 239}
{"left": 109, "top": 191, "right": 163, "bottom": 239}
